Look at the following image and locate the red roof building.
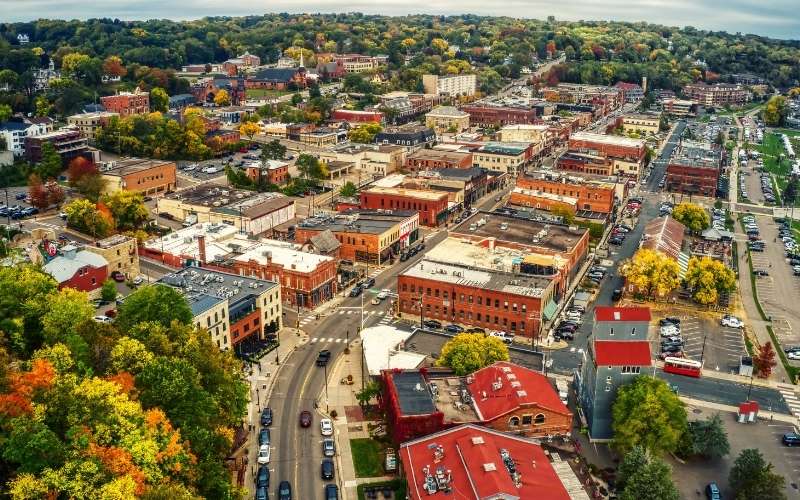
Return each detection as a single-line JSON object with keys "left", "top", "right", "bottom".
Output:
{"left": 331, "top": 109, "right": 383, "bottom": 124}
{"left": 594, "top": 340, "right": 653, "bottom": 367}
{"left": 400, "top": 424, "right": 575, "bottom": 500}
{"left": 593, "top": 306, "right": 652, "bottom": 323}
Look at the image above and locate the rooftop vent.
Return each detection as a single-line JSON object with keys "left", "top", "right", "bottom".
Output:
{"left": 482, "top": 463, "right": 497, "bottom": 472}
{"left": 471, "top": 436, "right": 485, "bottom": 445}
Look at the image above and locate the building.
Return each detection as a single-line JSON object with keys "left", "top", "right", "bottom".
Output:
{"left": 298, "top": 127, "right": 345, "bottom": 147}
{"left": 158, "top": 185, "right": 295, "bottom": 235}
{"left": 422, "top": 74, "right": 477, "bottom": 97}
{"left": 324, "top": 53, "right": 387, "bottom": 73}
{"left": 66, "top": 111, "right": 119, "bottom": 142}
{"left": 425, "top": 106, "right": 470, "bottom": 135}
{"left": 510, "top": 173, "right": 616, "bottom": 218}
{"left": 247, "top": 67, "right": 311, "bottom": 90}
{"left": 683, "top": 82, "right": 751, "bottom": 107}
{"left": 330, "top": 109, "right": 383, "bottom": 124}
{"left": 405, "top": 149, "right": 473, "bottom": 172}
{"left": 158, "top": 267, "right": 281, "bottom": 352}
{"left": 660, "top": 98, "right": 697, "bottom": 117}
{"left": 614, "top": 82, "right": 645, "bottom": 103}
{"left": 375, "top": 125, "right": 435, "bottom": 147}
{"left": 360, "top": 325, "right": 427, "bottom": 377}
{"left": 375, "top": 92, "right": 440, "bottom": 123}
{"left": 294, "top": 210, "right": 420, "bottom": 264}
{"left": 620, "top": 113, "right": 661, "bottom": 136}
{"left": 90, "top": 234, "right": 140, "bottom": 280}
{"left": 461, "top": 104, "right": 539, "bottom": 128}
{"left": 168, "top": 94, "right": 197, "bottom": 111}
{"left": 0, "top": 121, "right": 28, "bottom": 156}
{"left": 100, "top": 88, "right": 150, "bottom": 116}
{"left": 472, "top": 142, "right": 531, "bottom": 176}
{"left": 497, "top": 124, "right": 550, "bottom": 144}
{"left": 383, "top": 361, "right": 572, "bottom": 443}
{"left": 665, "top": 141, "right": 722, "bottom": 197}
{"left": 142, "top": 223, "right": 336, "bottom": 308}
{"left": 43, "top": 245, "right": 108, "bottom": 295}
{"left": 221, "top": 51, "right": 261, "bottom": 75}
{"left": 399, "top": 424, "right": 580, "bottom": 500}
{"left": 562, "top": 132, "right": 646, "bottom": 178}
{"left": 416, "top": 167, "right": 489, "bottom": 207}
{"left": 244, "top": 160, "right": 290, "bottom": 186}
{"left": 100, "top": 158, "right": 177, "bottom": 196}
{"left": 25, "top": 128, "right": 90, "bottom": 165}
{"left": 319, "top": 144, "right": 406, "bottom": 177}
{"left": 577, "top": 307, "right": 652, "bottom": 441}
{"left": 359, "top": 186, "right": 451, "bottom": 227}
{"left": 541, "top": 84, "right": 623, "bottom": 115}
{"left": 192, "top": 76, "right": 247, "bottom": 105}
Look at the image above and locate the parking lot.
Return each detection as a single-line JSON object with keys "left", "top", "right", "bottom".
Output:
{"left": 651, "top": 313, "right": 747, "bottom": 374}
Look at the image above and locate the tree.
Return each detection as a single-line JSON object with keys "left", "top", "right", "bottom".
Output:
{"left": 763, "top": 96, "right": 788, "bottom": 127}
{"left": 291, "top": 93, "right": 303, "bottom": 105}
{"left": 753, "top": 341, "right": 778, "bottom": 378}
{"left": 63, "top": 198, "right": 112, "bottom": 238}
{"left": 109, "top": 337, "right": 154, "bottom": 375}
{"left": 44, "top": 181, "right": 65, "bottom": 208}
{"left": 27, "top": 173, "right": 48, "bottom": 210}
{"left": 213, "top": 89, "right": 231, "bottom": 107}
{"left": 150, "top": 87, "right": 169, "bottom": 113}
{"left": 103, "top": 190, "right": 149, "bottom": 230}
{"left": 261, "top": 140, "right": 286, "bottom": 161}
{"left": 347, "top": 123, "right": 382, "bottom": 144}
{"left": 611, "top": 376, "right": 687, "bottom": 455}
{"left": 0, "top": 103, "right": 12, "bottom": 122}
{"left": 239, "top": 121, "right": 260, "bottom": 141}
{"left": 671, "top": 202, "right": 709, "bottom": 232}
{"left": 339, "top": 181, "right": 358, "bottom": 198}
{"left": 620, "top": 249, "right": 681, "bottom": 299}
{"left": 436, "top": 333, "right": 510, "bottom": 375}
{"left": 37, "top": 142, "right": 63, "bottom": 180}
{"left": 102, "top": 56, "right": 127, "bottom": 78}
{"left": 783, "top": 177, "right": 798, "bottom": 205}
{"left": 355, "top": 380, "right": 381, "bottom": 407}
{"left": 620, "top": 454, "right": 680, "bottom": 500}
{"left": 60, "top": 53, "right": 92, "bottom": 77}
{"left": 101, "top": 279, "right": 118, "bottom": 302}
{"left": 617, "top": 446, "right": 648, "bottom": 490}
{"left": 729, "top": 449, "right": 786, "bottom": 500}
{"left": 295, "top": 153, "right": 327, "bottom": 180}
{"left": 2, "top": 417, "right": 65, "bottom": 474}
{"left": 115, "top": 284, "right": 193, "bottom": 331}
{"left": 684, "top": 256, "right": 736, "bottom": 305}
{"left": 67, "top": 157, "right": 105, "bottom": 202}
{"left": 680, "top": 413, "right": 730, "bottom": 460}
{"left": 550, "top": 205, "right": 575, "bottom": 224}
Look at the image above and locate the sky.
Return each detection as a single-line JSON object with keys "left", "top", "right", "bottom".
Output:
{"left": 2, "top": 0, "right": 799, "bottom": 40}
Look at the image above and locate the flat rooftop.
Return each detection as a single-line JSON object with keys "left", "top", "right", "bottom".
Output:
{"left": 478, "top": 142, "right": 530, "bottom": 155}
{"left": 297, "top": 210, "right": 416, "bottom": 235}
{"left": 570, "top": 132, "right": 645, "bottom": 148}
{"left": 157, "top": 267, "right": 278, "bottom": 316}
{"left": 522, "top": 171, "right": 617, "bottom": 190}
{"left": 362, "top": 186, "right": 448, "bottom": 201}
{"left": 164, "top": 184, "right": 293, "bottom": 219}
{"left": 94, "top": 234, "right": 133, "bottom": 249}
{"left": 145, "top": 222, "right": 333, "bottom": 273}
{"left": 427, "top": 106, "right": 469, "bottom": 118}
{"left": 451, "top": 211, "right": 588, "bottom": 255}
{"left": 669, "top": 142, "right": 722, "bottom": 170}
{"left": 428, "top": 374, "right": 480, "bottom": 422}
{"left": 103, "top": 158, "right": 174, "bottom": 176}
{"left": 426, "top": 237, "right": 566, "bottom": 274}
{"left": 407, "top": 149, "right": 471, "bottom": 162}
{"left": 389, "top": 371, "right": 438, "bottom": 416}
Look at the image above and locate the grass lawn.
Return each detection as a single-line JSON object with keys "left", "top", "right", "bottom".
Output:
{"left": 350, "top": 438, "right": 385, "bottom": 478}
{"left": 246, "top": 88, "right": 291, "bottom": 99}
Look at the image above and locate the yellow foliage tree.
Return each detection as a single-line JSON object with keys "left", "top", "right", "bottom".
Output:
{"left": 620, "top": 249, "right": 681, "bottom": 299}
{"left": 239, "top": 121, "right": 260, "bottom": 141}
{"left": 436, "top": 333, "right": 510, "bottom": 375}
{"left": 671, "top": 202, "right": 710, "bottom": 233}
{"left": 213, "top": 89, "right": 231, "bottom": 107}
{"left": 684, "top": 256, "right": 736, "bottom": 305}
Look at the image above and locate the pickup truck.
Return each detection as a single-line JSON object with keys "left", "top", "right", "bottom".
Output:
{"left": 316, "top": 350, "right": 331, "bottom": 366}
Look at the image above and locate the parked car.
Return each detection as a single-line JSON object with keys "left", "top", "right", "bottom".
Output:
{"left": 753, "top": 269, "right": 769, "bottom": 276}
{"left": 377, "top": 289, "right": 391, "bottom": 300}
{"left": 445, "top": 324, "right": 464, "bottom": 333}
{"left": 661, "top": 344, "right": 682, "bottom": 353}
{"left": 93, "top": 315, "right": 113, "bottom": 324}
{"left": 320, "top": 418, "right": 333, "bottom": 436}
{"left": 783, "top": 432, "right": 800, "bottom": 446}
{"left": 705, "top": 482, "right": 721, "bottom": 500}
{"left": 322, "top": 438, "right": 336, "bottom": 457}
{"left": 321, "top": 459, "right": 335, "bottom": 480}
{"left": 257, "top": 444, "right": 271, "bottom": 464}
{"left": 611, "top": 289, "right": 623, "bottom": 301}
{"left": 259, "top": 428, "right": 271, "bottom": 446}
{"left": 261, "top": 407, "right": 273, "bottom": 426}
{"left": 362, "top": 277, "right": 376, "bottom": 288}
{"left": 299, "top": 410, "right": 312, "bottom": 428}
{"left": 721, "top": 315, "right": 744, "bottom": 328}
{"left": 660, "top": 317, "right": 681, "bottom": 326}
{"left": 423, "top": 319, "right": 442, "bottom": 330}
{"left": 255, "top": 486, "right": 268, "bottom": 500}
{"left": 111, "top": 271, "right": 125, "bottom": 282}
{"left": 277, "top": 480, "right": 292, "bottom": 500}
{"left": 489, "top": 330, "right": 514, "bottom": 343}
{"left": 659, "top": 351, "right": 684, "bottom": 360}
{"left": 609, "top": 237, "right": 624, "bottom": 245}
{"left": 256, "top": 465, "right": 270, "bottom": 488}
{"left": 349, "top": 285, "right": 362, "bottom": 297}
{"left": 325, "top": 484, "right": 339, "bottom": 500}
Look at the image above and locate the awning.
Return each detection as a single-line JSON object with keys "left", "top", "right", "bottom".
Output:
{"left": 523, "top": 254, "right": 556, "bottom": 266}
{"left": 542, "top": 298, "right": 559, "bottom": 321}
{"left": 678, "top": 251, "right": 691, "bottom": 279}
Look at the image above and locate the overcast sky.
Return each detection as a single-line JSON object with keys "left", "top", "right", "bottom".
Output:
{"left": 2, "top": 0, "right": 798, "bottom": 40}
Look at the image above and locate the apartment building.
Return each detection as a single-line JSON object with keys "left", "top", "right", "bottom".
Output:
{"left": 460, "top": 104, "right": 539, "bottom": 127}
{"left": 472, "top": 142, "right": 531, "bottom": 176}
{"left": 422, "top": 74, "right": 477, "bottom": 97}
{"left": 67, "top": 111, "right": 119, "bottom": 142}
{"left": 359, "top": 186, "right": 450, "bottom": 227}
{"left": 511, "top": 173, "right": 616, "bottom": 217}
{"left": 100, "top": 88, "right": 150, "bottom": 116}
{"left": 620, "top": 113, "right": 661, "bottom": 136}
{"left": 562, "top": 132, "right": 646, "bottom": 178}
{"left": 405, "top": 149, "right": 473, "bottom": 172}
{"left": 683, "top": 82, "right": 751, "bottom": 107}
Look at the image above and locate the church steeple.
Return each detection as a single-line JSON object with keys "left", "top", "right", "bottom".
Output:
{"left": 299, "top": 51, "right": 305, "bottom": 69}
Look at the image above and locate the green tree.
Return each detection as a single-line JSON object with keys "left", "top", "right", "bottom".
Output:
{"left": 150, "top": 87, "right": 169, "bottom": 113}
{"left": 295, "top": 153, "right": 327, "bottom": 180}
{"left": 684, "top": 256, "right": 736, "bottom": 305}
{"left": 0, "top": 265, "right": 58, "bottom": 356}
{"left": 436, "top": 333, "right": 510, "bottom": 375}
{"left": 0, "top": 104, "right": 12, "bottom": 122}
{"left": 783, "top": 177, "right": 798, "bottom": 204}
{"left": 671, "top": 202, "right": 709, "bottom": 232}
{"left": 63, "top": 198, "right": 112, "bottom": 238}
{"left": 611, "top": 376, "right": 688, "bottom": 455}
{"left": 729, "top": 449, "right": 786, "bottom": 500}
{"left": 37, "top": 142, "right": 63, "bottom": 180}
{"left": 680, "top": 413, "right": 730, "bottom": 460}
{"left": 763, "top": 96, "right": 788, "bottom": 127}
{"left": 339, "top": 181, "right": 358, "bottom": 198}
{"left": 109, "top": 336, "right": 154, "bottom": 375}
{"left": 103, "top": 190, "right": 149, "bottom": 230}
{"left": 261, "top": 139, "right": 287, "bottom": 161}
{"left": 620, "top": 454, "right": 680, "bottom": 500}
{"left": 2, "top": 417, "right": 65, "bottom": 474}
{"left": 291, "top": 93, "right": 303, "bottom": 105}
{"left": 617, "top": 446, "right": 648, "bottom": 490}
{"left": 41, "top": 288, "right": 94, "bottom": 346}
{"left": 100, "top": 279, "right": 118, "bottom": 302}
{"left": 115, "top": 284, "right": 193, "bottom": 331}
{"left": 355, "top": 380, "right": 381, "bottom": 406}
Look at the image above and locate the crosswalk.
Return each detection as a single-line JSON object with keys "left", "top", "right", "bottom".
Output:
{"left": 778, "top": 386, "right": 800, "bottom": 420}
{"left": 309, "top": 337, "right": 349, "bottom": 344}
{"left": 298, "top": 309, "right": 391, "bottom": 327}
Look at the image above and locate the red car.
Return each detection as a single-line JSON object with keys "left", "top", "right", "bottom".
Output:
{"left": 299, "top": 410, "right": 312, "bottom": 428}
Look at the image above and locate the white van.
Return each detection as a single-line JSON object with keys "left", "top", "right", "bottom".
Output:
{"left": 555, "top": 379, "right": 569, "bottom": 405}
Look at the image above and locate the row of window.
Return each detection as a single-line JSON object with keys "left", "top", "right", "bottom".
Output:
{"left": 401, "top": 284, "right": 528, "bottom": 312}
{"left": 404, "top": 301, "right": 526, "bottom": 332}
{"left": 508, "top": 413, "right": 546, "bottom": 426}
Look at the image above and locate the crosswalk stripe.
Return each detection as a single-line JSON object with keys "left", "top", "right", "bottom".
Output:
{"left": 339, "top": 311, "right": 345, "bottom": 315}
{"left": 310, "top": 338, "right": 317, "bottom": 343}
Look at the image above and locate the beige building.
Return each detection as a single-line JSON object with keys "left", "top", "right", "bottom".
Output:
{"left": 425, "top": 106, "right": 471, "bottom": 134}
{"left": 621, "top": 113, "right": 661, "bottom": 136}
{"left": 422, "top": 74, "right": 477, "bottom": 97}
{"left": 319, "top": 144, "right": 406, "bottom": 177}
{"left": 472, "top": 142, "right": 530, "bottom": 176}
{"left": 262, "top": 122, "right": 288, "bottom": 138}
{"left": 497, "top": 124, "right": 549, "bottom": 159}
{"left": 90, "top": 234, "right": 140, "bottom": 279}
{"left": 67, "top": 111, "right": 119, "bottom": 142}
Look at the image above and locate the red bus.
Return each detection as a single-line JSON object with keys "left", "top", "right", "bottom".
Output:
{"left": 663, "top": 357, "right": 702, "bottom": 378}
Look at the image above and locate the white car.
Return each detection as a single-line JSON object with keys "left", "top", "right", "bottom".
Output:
{"left": 320, "top": 418, "right": 333, "bottom": 436}
{"left": 788, "top": 351, "right": 800, "bottom": 360}
{"left": 93, "top": 315, "right": 113, "bottom": 323}
{"left": 183, "top": 164, "right": 197, "bottom": 171}
{"left": 376, "top": 289, "right": 391, "bottom": 300}
{"left": 721, "top": 315, "right": 744, "bottom": 328}
{"left": 660, "top": 325, "right": 680, "bottom": 337}
{"left": 257, "top": 444, "right": 271, "bottom": 464}
{"left": 565, "top": 311, "right": 582, "bottom": 321}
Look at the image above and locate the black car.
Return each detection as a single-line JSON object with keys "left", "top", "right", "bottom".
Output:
{"left": 783, "top": 432, "right": 800, "bottom": 446}
{"left": 753, "top": 269, "right": 769, "bottom": 276}
{"left": 256, "top": 485, "right": 268, "bottom": 500}
{"left": 259, "top": 428, "right": 271, "bottom": 446}
{"left": 349, "top": 285, "right": 363, "bottom": 297}
{"left": 316, "top": 350, "right": 331, "bottom": 366}
{"left": 659, "top": 317, "right": 681, "bottom": 326}
{"left": 399, "top": 252, "right": 409, "bottom": 262}
{"left": 554, "top": 331, "right": 574, "bottom": 340}
{"left": 261, "top": 407, "right": 273, "bottom": 426}
{"left": 321, "top": 459, "right": 335, "bottom": 480}
{"left": 609, "top": 237, "right": 624, "bottom": 245}
{"left": 325, "top": 484, "right": 339, "bottom": 500}
{"left": 661, "top": 344, "right": 682, "bottom": 353}
{"left": 445, "top": 324, "right": 464, "bottom": 333}
{"left": 423, "top": 319, "right": 442, "bottom": 330}
{"left": 256, "top": 465, "right": 270, "bottom": 488}
{"left": 611, "top": 289, "right": 623, "bottom": 301}
{"left": 362, "top": 277, "right": 375, "bottom": 289}
{"left": 277, "top": 480, "right": 292, "bottom": 500}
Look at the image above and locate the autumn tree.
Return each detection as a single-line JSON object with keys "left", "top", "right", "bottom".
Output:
{"left": 0, "top": 103, "right": 11, "bottom": 122}
{"left": 102, "top": 55, "right": 127, "bottom": 78}
{"left": 103, "top": 190, "right": 149, "bottom": 230}
{"left": 149, "top": 87, "right": 169, "bottom": 113}
{"left": 115, "top": 285, "right": 193, "bottom": 332}
{"left": 63, "top": 198, "right": 113, "bottom": 238}
{"left": 753, "top": 341, "right": 778, "bottom": 378}
{"left": 684, "top": 256, "right": 736, "bottom": 305}
{"left": 671, "top": 202, "right": 710, "bottom": 233}
{"left": 348, "top": 123, "right": 382, "bottom": 144}
{"left": 67, "top": 157, "right": 105, "bottom": 202}
{"left": 729, "top": 449, "right": 786, "bottom": 500}
{"left": 27, "top": 173, "right": 48, "bottom": 210}
{"left": 763, "top": 96, "right": 788, "bottom": 127}
{"left": 620, "top": 249, "right": 681, "bottom": 299}
{"left": 612, "top": 376, "right": 688, "bottom": 455}
{"left": 239, "top": 121, "right": 260, "bottom": 141}
{"left": 213, "top": 89, "right": 231, "bottom": 106}
{"left": 436, "top": 333, "right": 510, "bottom": 375}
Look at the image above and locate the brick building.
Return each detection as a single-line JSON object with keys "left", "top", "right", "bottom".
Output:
{"left": 460, "top": 104, "right": 539, "bottom": 127}
{"left": 471, "top": 142, "right": 532, "bottom": 176}
{"left": 510, "top": 174, "right": 616, "bottom": 217}
{"left": 562, "top": 132, "right": 646, "bottom": 178}
{"left": 43, "top": 245, "right": 108, "bottom": 295}
{"left": 294, "top": 209, "right": 420, "bottom": 264}
{"left": 25, "top": 128, "right": 90, "bottom": 165}
{"left": 405, "top": 149, "right": 473, "bottom": 172}
{"left": 614, "top": 81, "right": 645, "bottom": 103}
{"left": 221, "top": 51, "right": 261, "bottom": 75}
{"left": 331, "top": 109, "right": 383, "bottom": 124}
{"left": 382, "top": 361, "right": 571, "bottom": 443}
{"left": 100, "top": 158, "right": 177, "bottom": 196}
{"left": 683, "top": 82, "right": 751, "bottom": 107}
{"left": 91, "top": 234, "right": 140, "bottom": 280}
{"left": 66, "top": 111, "right": 119, "bottom": 142}
{"left": 359, "top": 186, "right": 450, "bottom": 227}
{"left": 244, "top": 160, "right": 290, "bottom": 185}
{"left": 665, "top": 142, "right": 722, "bottom": 197}
{"left": 375, "top": 125, "right": 435, "bottom": 147}
{"left": 100, "top": 89, "right": 150, "bottom": 116}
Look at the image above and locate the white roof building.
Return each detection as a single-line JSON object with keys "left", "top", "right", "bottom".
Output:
{"left": 360, "top": 325, "right": 427, "bottom": 376}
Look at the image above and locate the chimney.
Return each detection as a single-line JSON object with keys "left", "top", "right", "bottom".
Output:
{"left": 641, "top": 76, "right": 648, "bottom": 93}
{"left": 197, "top": 235, "right": 206, "bottom": 264}
{"left": 488, "top": 237, "right": 496, "bottom": 253}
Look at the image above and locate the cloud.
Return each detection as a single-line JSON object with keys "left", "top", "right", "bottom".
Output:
{"left": 1, "top": 0, "right": 798, "bottom": 39}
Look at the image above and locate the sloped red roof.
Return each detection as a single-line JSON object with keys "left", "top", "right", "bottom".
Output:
{"left": 400, "top": 424, "right": 573, "bottom": 500}
{"left": 594, "top": 306, "right": 652, "bottom": 322}
{"left": 594, "top": 340, "right": 652, "bottom": 367}
{"left": 469, "top": 361, "right": 570, "bottom": 422}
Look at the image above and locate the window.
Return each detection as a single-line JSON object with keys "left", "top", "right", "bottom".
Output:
{"left": 621, "top": 366, "right": 641, "bottom": 374}
{"left": 521, "top": 415, "right": 533, "bottom": 425}
{"left": 534, "top": 414, "right": 545, "bottom": 425}
{"left": 509, "top": 416, "right": 520, "bottom": 427}
{"left": 609, "top": 327, "right": 614, "bottom": 336}
{"left": 631, "top": 327, "right": 636, "bottom": 336}
{"left": 477, "top": 297, "right": 482, "bottom": 305}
